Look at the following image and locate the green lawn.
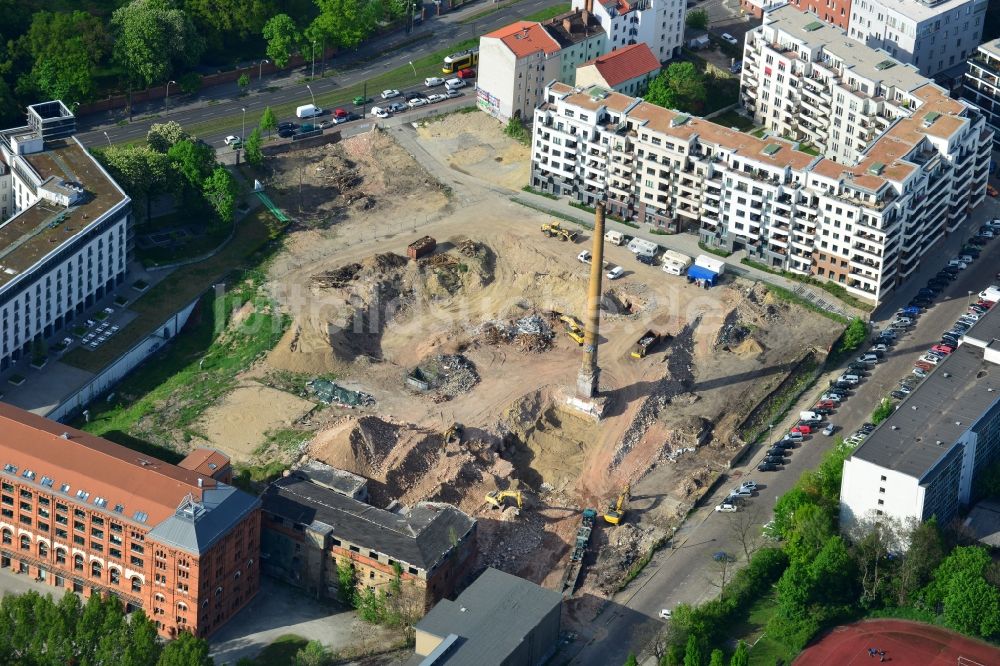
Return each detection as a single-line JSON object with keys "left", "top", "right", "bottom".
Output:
{"left": 247, "top": 635, "right": 310, "bottom": 666}
{"left": 733, "top": 593, "right": 799, "bottom": 666}
{"left": 710, "top": 109, "right": 755, "bottom": 132}
{"left": 166, "top": 38, "right": 479, "bottom": 142}
{"left": 524, "top": 3, "right": 572, "bottom": 21}
{"left": 63, "top": 209, "right": 278, "bottom": 374}
{"left": 134, "top": 210, "right": 233, "bottom": 268}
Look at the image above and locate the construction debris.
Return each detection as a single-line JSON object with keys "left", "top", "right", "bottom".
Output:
{"left": 308, "top": 379, "right": 375, "bottom": 407}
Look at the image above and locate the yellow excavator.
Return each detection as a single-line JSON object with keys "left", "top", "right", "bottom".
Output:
{"left": 485, "top": 490, "right": 523, "bottom": 511}
{"left": 603, "top": 484, "right": 630, "bottom": 525}
{"left": 560, "top": 314, "right": 586, "bottom": 345}
{"left": 443, "top": 422, "right": 463, "bottom": 446}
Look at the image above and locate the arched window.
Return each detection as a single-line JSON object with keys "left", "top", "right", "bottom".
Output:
{"left": 233, "top": 571, "right": 241, "bottom": 580}
{"left": 74, "top": 554, "right": 84, "bottom": 572}
{"left": 110, "top": 568, "right": 120, "bottom": 584}
{"left": 90, "top": 561, "right": 102, "bottom": 579}
{"left": 1, "top": 529, "right": 11, "bottom": 545}
{"left": 55, "top": 548, "right": 66, "bottom": 565}
{"left": 38, "top": 542, "right": 48, "bottom": 558}
{"left": 131, "top": 577, "right": 141, "bottom": 593}
{"left": 154, "top": 593, "right": 165, "bottom": 603}
{"left": 19, "top": 535, "right": 30, "bottom": 551}
{"left": 177, "top": 602, "right": 188, "bottom": 612}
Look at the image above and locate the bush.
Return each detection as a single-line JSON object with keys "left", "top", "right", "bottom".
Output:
{"left": 871, "top": 398, "right": 894, "bottom": 425}
{"left": 837, "top": 317, "right": 868, "bottom": 354}
{"left": 178, "top": 72, "right": 202, "bottom": 95}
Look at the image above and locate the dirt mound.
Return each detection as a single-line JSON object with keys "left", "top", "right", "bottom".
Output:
{"left": 594, "top": 522, "right": 660, "bottom": 593}
{"left": 602, "top": 283, "right": 651, "bottom": 318}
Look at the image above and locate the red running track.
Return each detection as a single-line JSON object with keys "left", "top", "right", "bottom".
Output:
{"left": 794, "top": 619, "right": 1000, "bottom": 665}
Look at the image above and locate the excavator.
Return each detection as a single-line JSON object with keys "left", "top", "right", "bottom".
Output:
{"left": 603, "top": 484, "right": 630, "bottom": 525}
{"left": 560, "top": 314, "right": 586, "bottom": 345}
{"left": 443, "top": 422, "right": 463, "bottom": 446}
{"left": 485, "top": 490, "right": 523, "bottom": 512}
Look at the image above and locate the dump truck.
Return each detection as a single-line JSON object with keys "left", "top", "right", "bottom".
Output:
{"left": 630, "top": 330, "right": 662, "bottom": 359}
{"left": 407, "top": 236, "right": 436, "bottom": 260}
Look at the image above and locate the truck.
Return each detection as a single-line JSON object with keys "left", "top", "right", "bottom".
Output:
{"left": 407, "top": 236, "right": 437, "bottom": 260}
{"left": 661, "top": 250, "right": 692, "bottom": 276}
{"left": 627, "top": 237, "right": 659, "bottom": 258}
{"left": 978, "top": 285, "right": 1000, "bottom": 302}
{"left": 560, "top": 508, "right": 598, "bottom": 597}
{"left": 296, "top": 104, "right": 323, "bottom": 119}
{"left": 630, "top": 330, "right": 662, "bottom": 359}
{"left": 605, "top": 230, "right": 625, "bottom": 246}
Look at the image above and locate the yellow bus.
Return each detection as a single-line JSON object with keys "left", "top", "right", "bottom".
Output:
{"left": 442, "top": 48, "right": 479, "bottom": 74}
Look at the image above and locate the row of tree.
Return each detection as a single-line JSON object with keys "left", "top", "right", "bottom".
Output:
{"left": 641, "top": 438, "right": 1000, "bottom": 665}
{"left": 0, "top": 588, "right": 212, "bottom": 665}
{"left": 0, "top": 0, "right": 416, "bottom": 127}
{"left": 97, "top": 121, "right": 239, "bottom": 226}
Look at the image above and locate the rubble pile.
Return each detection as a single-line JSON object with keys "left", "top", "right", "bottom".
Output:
{"left": 311, "top": 262, "right": 362, "bottom": 289}
{"left": 594, "top": 523, "right": 660, "bottom": 593}
{"left": 477, "top": 313, "right": 555, "bottom": 352}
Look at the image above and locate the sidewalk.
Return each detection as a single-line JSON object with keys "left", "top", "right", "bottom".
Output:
{"left": 510, "top": 188, "right": 863, "bottom": 319}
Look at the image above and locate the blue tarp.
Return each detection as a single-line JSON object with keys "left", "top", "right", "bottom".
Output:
{"left": 687, "top": 265, "right": 719, "bottom": 284}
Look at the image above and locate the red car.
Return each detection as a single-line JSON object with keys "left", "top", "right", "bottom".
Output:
{"left": 815, "top": 400, "right": 836, "bottom": 409}
{"left": 914, "top": 360, "right": 934, "bottom": 371}
{"left": 931, "top": 344, "right": 954, "bottom": 354}
{"left": 334, "top": 107, "right": 348, "bottom": 118}
{"left": 978, "top": 300, "right": 995, "bottom": 309}
{"left": 790, "top": 424, "right": 812, "bottom": 435}
{"left": 456, "top": 67, "right": 477, "bottom": 79}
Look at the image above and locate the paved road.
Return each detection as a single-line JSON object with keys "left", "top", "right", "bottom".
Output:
{"left": 76, "top": 0, "right": 563, "bottom": 150}
{"left": 564, "top": 196, "right": 1000, "bottom": 665}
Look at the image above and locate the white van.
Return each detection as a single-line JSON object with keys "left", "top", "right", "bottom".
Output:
{"left": 605, "top": 230, "right": 625, "bottom": 246}
{"left": 296, "top": 104, "right": 323, "bottom": 119}
{"left": 445, "top": 78, "right": 465, "bottom": 90}
{"left": 799, "top": 411, "right": 820, "bottom": 422}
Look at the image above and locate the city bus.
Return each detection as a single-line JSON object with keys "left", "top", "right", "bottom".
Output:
{"left": 442, "top": 48, "right": 479, "bottom": 74}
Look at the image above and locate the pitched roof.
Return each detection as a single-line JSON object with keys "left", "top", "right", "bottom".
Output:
{"left": 262, "top": 470, "right": 476, "bottom": 571}
{"left": 178, "top": 448, "right": 231, "bottom": 478}
{"left": 147, "top": 486, "right": 260, "bottom": 555}
{"left": 484, "top": 21, "right": 561, "bottom": 58}
{"left": 579, "top": 43, "right": 661, "bottom": 87}
{"left": 0, "top": 403, "right": 215, "bottom": 527}
{"left": 413, "top": 568, "right": 562, "bottom": 665}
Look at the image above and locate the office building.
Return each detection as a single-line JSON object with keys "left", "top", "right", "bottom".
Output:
{"left": 840, "top": 304, "right": 1000, "bottom": 540}
{"left": 962, "top": 38, "right": 1000, "bottom": 150}
{"left": 0, "top": 403, "right": 260, "bottom": 638}
{"left": 529, "top": 75, "right": 989, "bottom": 304}
{"left": 847, "top": 0, "right": 986, "bottom": 78}
{"left": 406, "top": 567, "right": 562, "bottom": 665}
{"left": 260, "top": 461, "right": 476, "bottom": 612}
{"left": 572, "top": 0, "right": 687, "bottom": 60}
{"left": 575, "top": 42, "right": 662, "bottom": 96}
{"left": 0, "top": 101, "right": 131, "bottom": 371}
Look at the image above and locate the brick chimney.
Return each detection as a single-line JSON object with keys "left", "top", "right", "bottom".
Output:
{"left": 585, "top": 0, "right": 593, "bottom": 12}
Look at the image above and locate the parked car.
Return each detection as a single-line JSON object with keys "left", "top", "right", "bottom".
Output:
{"left": 758, "top": 461, "right": 779, "bottom": 472}
{"left": 353, "top": 95, "right": 371, "bottom": 106}
{"left": 871, "top": 344, "right": 888, "bottom": 354}
{"left": 607, "top": 266, "right": 625, "bottom": 280}
{"left": 381, "top": 89, "right": 401, "bottom": 99}
{"left": 716, "top": 502, "right": 738, "bottom": 512}
{"left": 408, "top": 97, "right": 430, "bottom": 108}
{"left": 424, "top": 76, "right": 445, "bottom": 87}
{"left": 721, "top": 32, "right": 739, "bottom": 45}
{"left": 848, "top": 362, "right": 870, "bottom": 373}
{"left": 891, "top": 390, "right": 908, "bottom": 400}
{"left": 913, "top": 367, "right": 928, "bottom": 377}
{"left": 445, "top": 88, "right": 462, "bottom": 98}
{"left": 456, "top": 67, "right": 477, "bottom": 79}
{"left": 979, "top": 229, "right": 995, "bottom": 238}
{"left": 224, "top": 134, "right": 241, "bottom": 146}
{"left": 822, "top": 423, "right": 836, "bottom": 436}
{"left": 820, "top": 392, "right": 844, "bottom": 403}
{"left": 370, "top": 106, "right": 390, "bottom": 118}
{"left": 815, "top": 400, "right": 836, "bottom": 409}
{"left": 767, "top": 447, "right": 789, "bottom": 458}
{"left": 948, "top": 259, "right": 968, "bottom": 269}
{"left": 659, "top": 609, "right": 673, "bottom": 620}
{"left": 790, "top": 424, "right": 812, "bottom": 435}
{"left": 772, "top": 440, "right": 795, "bottom": 449}
{"left": 739, "top": 480, "right": 759, "bottom": 491}
{"left": 427, "top": 93, "right": 448, "bottom": 103}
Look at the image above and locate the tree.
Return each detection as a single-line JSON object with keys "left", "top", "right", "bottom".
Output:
{"left": 311, "top": 0, "right": 377, "bottom": 51}
{"left": 156, "top": 631, "right": 212, "bottom": 666}
{"left": 260, "top": 106, "right": 278, "bottom": 137}
{"left": 237, "top": 72, "right": 250, "bottom": 94}
{"left": 624, "top": 654, "right": 639, "bottom": 666}
{"left": 167, "top": 138, "right": 216, "bottom": 187}
{"left": 685, "top": 9, "right": 708, "bottom": 31}
{"left": 850, "top": 516, "right": 900, "bottom": 607}
{"left": 708, "top": 649, "right": 724, "bottom": 666}
{"left": 922, "top": 545, "right": 992, "bottom": 608}
{"left": 894, "top": 518, "right": 944, "bottom": 606}
{"left": 942, "top": 570, "right": 1000, "bottom": 638}
{"left": 683, "top": 633, "right": 703, "bottom": 666}
{"left": 729, "top": 641, "right": 749, "bottom": 666}
{"left": 809, "top": 536, "right": 857, "bottom": 606}
{"left": 147, "top": 121, "right": 188, "bottom": 153}
{"left": 729, "top": 505, "right": 764, "bottom": 561}
{"left": 785, "top": 502, "right": 834, "bottom": 566}
{"left": 663, "top": 644, "right": 684, "bottom": 666}
{"left": 203, "top": 166, "right": 239, "bottom": 225}
{"left": 262, "top": 14, "right": 301, "bottom": 68}
{"left": 294, "top": 640, "right": 332, "bottom": 666}
{"left": 183, "top": 0, "right": 274, "bottom": 43}
{"left": 20, "top": 11, "right": 109, "bottom": 103}
{"left": 98, "top": 144, "right": 173, "bottom": 220}
{"left": 837, "top": 317, "right": 868, "bottom": 353}
{"left": 645, "top": 62, "right": 707, "bottom": 113}
{"left": 112, "top": 0, "right": 204, "bottom": 90}
{"left": 871, "top": 398, "right": 894, "bottom": 425}
{"left": 244, "top": 128, "right": 263, "bottom": 167}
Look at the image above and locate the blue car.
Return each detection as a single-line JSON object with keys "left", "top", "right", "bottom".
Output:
{"left": 899, "top": 306, "right": 921, "bottom": 317}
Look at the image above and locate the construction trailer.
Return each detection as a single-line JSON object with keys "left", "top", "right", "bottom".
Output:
{"left": 661, "top": 250, "right": 692, "bottom": 276}
{"left": 627, "top": 237, "right": 659, "bottom": 258}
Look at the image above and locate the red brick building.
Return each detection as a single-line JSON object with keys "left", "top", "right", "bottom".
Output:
{"left": 739, "top": 0, "right": 852, "bottom": 29}
{"left": 0, "top": 404, "right": 260, "bottom": 638}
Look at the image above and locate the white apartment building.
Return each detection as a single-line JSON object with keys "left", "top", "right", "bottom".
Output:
{"left": 743, "top": 6, "right": 932, "bottom": 166}
{"left": 847, "top": 0, "right": 986, "bottom": 78}
{"left": 962, "top": 39, "right": 1000, "bottom": 150}
{"left": 0, "top": 101, "right": 131, "bottom": 370}
{"left": 529, "top": 79, "right": 989, "bottom": 304}
{"left": 840, "top": 307, "right": 1000, "bottom": 541}
{"left": 477, "top": 13, "right": 606, "bottom": 122}
{"left": 572, "top": 0, "right": 687, "bottom": 60}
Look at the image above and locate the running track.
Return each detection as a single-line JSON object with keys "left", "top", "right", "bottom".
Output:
{"left": 794, "top": 619, "right": 1000, "bottom": 665}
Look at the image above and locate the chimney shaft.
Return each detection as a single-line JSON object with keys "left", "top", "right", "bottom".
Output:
{"left": 585, "top": 0, "right": 594, "bottom": 13}
{"left": 577, "top": 202, "right": 606, "bottom": 399}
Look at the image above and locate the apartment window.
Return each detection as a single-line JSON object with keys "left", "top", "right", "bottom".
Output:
{"left": 73, "top": 535, "right": 85, "bottom": 546}
{"left": 880, "top": 475, "right": 886, "bottom": 481}
{"left": 130, "top": 556, "right": 144, "bottom": 567}
{"left": 19, "top": 490, "right": 31, "bottom": 500}
{"left": 130, "top": 543, "right": 144, "bottom": 554}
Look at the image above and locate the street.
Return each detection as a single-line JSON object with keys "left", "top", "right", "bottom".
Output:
{"left": 564, "top": 195, "right": 1000, "bottom": 665}
{"left": 76, "top": 0, "right": 565, "bottom": 151}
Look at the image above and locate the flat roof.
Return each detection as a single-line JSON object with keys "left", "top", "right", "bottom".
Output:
{"left": 543, "top": 9, "right": 604, "bottom": 47}
{"left": 0, "top": 135, "right": 127, "bottom": 288}
{"left": 978, "top": 38, "right": 1000, "bottom": 60}
{"left": 414, "top": 568, "right": 562, "bottom": 664}
{"left": 962, "top": 499, "right": 1000, "bottom": 547}
{"left": 852, "top": 313, "right": 1000, "bottom": 479}
{"left": 853, "top": 0, "right": 982, "bottom": 23}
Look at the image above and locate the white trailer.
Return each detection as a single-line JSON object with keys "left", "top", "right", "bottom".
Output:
{"left": 694, "top": 254, "right": 726, "bottom": 275}
{"left": 605, "top": 230, "right": 625, "bottom": 246}
{"left": 627, "top": 238, "right": 659, "bottom": 257}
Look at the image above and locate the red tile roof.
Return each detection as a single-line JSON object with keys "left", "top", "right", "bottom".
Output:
{"left": 178, "top": 448, "right": 231, "bottom": 478}
{"left": 485, "top": 21, "right": 561, "bottom": 58}
{"left": 0, "top": 403, "right": 215, "bottom": 526}
{"left": 579, "top": 43, "right": 661, "bottom": 87}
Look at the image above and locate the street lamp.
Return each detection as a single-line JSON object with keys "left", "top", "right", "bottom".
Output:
{"left": 240, "top": 107, "right": 246, "bottom": 164}
{"left": 103, "top": 131, "right": 111, "bottom": 147}
{"left": 306, "top": 84, "right": 316, "bottom": 107}
{"left": 311, "top": 41, "right": 317, "bottom": 78}
{"left": 968, "top": 290, "right": 974, "bottom": 305}
{"left": 408, "top": 60, "right": 416, "bottom": 77}
{"left": 165, "top": 80, "right": 176, "bottom": 112}
{"left": 258, "top": 59, "right": 269, "bottom": 83}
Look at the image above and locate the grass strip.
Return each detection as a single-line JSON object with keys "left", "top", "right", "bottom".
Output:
{"left": 741, "top": 257, "right": 874, "bottom": 312}
{"left": 764, "top": 284, "right": 850, "bottom": 324}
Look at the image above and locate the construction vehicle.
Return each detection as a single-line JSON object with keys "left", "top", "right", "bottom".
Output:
{"left": 485, "top": 490, "right": 523, "bottom": 512}
{"left": 540, "top": 221, "right": 578, "bottom": 242}
{"left": 558, "top": 313, "right": 585, "bottom": 345}
{"left": 443, "top": 422, "right": 463, "bottom": 446}
{"left": 540, "top": 221, "right": 559, "bottom": 238}
{"left": 603, "top": 484, "right": 630, "bottom": 525}
{"left": 560, "top": 508, "right": 598, "bottom": 597}
{"left": 630, "top": 330, "right": 663, "bottom": 359}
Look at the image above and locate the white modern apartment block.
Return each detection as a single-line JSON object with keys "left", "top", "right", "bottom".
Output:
{"left": 571, "top": 0, "right": 686, "bottom": 60}
{"left": 0, "top": 101, "right": 131, "bottom": 370}
{"left": 840, "top": 307, "right": 1000, "bottom": 540}
{"left": 529, "top": 78, "right": 990, "bottom": 304}
{"left": 477, "top": 12, "right": 606, "bottom": 121}
{"left": 962, "top": 38, "right": 1000, "bottom": 150}
{"left": 743, "top": 7, "right": 934, "bottom": 166}
{"left": 847, "top": 0, "right": 986, "bottom": 78}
